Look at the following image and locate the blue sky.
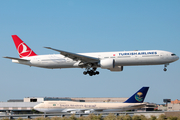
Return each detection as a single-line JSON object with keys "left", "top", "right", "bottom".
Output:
{"left": 1, "top": 1, "right": 180, "bottom": 104}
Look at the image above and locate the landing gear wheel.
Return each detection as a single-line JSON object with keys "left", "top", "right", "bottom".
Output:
{"left": 96, "top": 71, "right": 99, "bottom": 75}
{"left": 83, "top": 67, "right": 100, "bottom": 76}
{"left": 163, "top": 68, "right": 167, "bottom": 71}
{"left": 163, "top": 63, "right": 169, "bottom": 72}
{"left": 89, "top": 71, "right": 93, "bottom": 76}
{"left": 83, "top": 71, "right": 87, "bottom": 75}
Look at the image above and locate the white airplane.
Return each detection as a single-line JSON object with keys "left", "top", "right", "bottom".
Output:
{"left": 33, "top": 87, "right": 149, "bottom": 113}
{"left": 4, "top": 35, "right": 179, "bottom": 76}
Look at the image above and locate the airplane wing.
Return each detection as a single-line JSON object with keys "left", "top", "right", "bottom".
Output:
{"left": 3, "top": 56, "right": 29, "bottom": 61}
{"left": 44, "top": 47, "right": 99, "bottom": 63}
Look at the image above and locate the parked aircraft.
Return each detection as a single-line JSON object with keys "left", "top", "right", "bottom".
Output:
{"left": 4, "top": 35, "right": 179, "bottom": 76}
{"left": 34, "top": 87, "right": 149, "bottom": 113}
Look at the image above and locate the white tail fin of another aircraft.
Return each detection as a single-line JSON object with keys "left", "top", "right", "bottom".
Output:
{"left": 12, "top": 35, "right": 37, "bottom": 58}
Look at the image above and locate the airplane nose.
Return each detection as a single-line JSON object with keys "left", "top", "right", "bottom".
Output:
{"left": 174, "top": 56, "right": 179, "bottom": 61}
{"left": 177, "top": 56, "right": 179, "bottom": 60}
{"left": 33, "top": 105, "right": 38, "bottom": 110}
{"left": 34, "top": 103, "right": 41, "bottom": 110}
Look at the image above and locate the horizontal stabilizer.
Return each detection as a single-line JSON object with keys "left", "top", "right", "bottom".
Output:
{"left": 3, "top": 56, "right": 29, "bottom": 61}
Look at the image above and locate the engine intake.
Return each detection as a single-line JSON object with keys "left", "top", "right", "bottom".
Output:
{"left": 100, "top": 59, "right": 115, "bottom": 69}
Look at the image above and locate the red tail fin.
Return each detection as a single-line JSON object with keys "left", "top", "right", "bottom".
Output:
{"left": 12, "top": 35, "right": 37, "bottom": 58}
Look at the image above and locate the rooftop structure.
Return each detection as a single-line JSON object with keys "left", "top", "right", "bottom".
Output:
{"left": 24, "top": 97, "right": 73, "bottom": 102}
{"left": 171, "top": 99, "right": 180, "bottom": 104}
{"left": 167, "top": 99, "right": 180, "bottom": 111}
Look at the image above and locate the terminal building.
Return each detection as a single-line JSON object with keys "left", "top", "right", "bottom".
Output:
{"left": 168, "top": 99, "right": 180, "bottom": 111}
{"left": 155, "top": 99, "right": 180, "bottom": 111}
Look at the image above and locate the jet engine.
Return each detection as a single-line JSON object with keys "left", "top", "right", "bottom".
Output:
{"left": 84, "top": 110, "right": 92, "bottom": 113}
{"left": 84, "top": 109, "right": 94, "bottom": 113}
{"left": 70, "top": 111, "right": 77, "bottom": 114}
{"left": 100, "top": 59, "right": 123, "bottom": 71}
{"left": 100, "top": 59, "right": 115, "bottom": 69}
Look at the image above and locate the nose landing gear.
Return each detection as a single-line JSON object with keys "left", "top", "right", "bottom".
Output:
{"left": 163, "top": 63, "right": 169, "bottom": 71}
{"left": 163, "top": 68, "right": 167, "bottom": 71}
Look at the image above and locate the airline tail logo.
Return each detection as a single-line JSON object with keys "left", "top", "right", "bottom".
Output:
{"left": 124, "top": 87, "right": 149, "bottom": 103}
{"left": 12, "top": 35, "right": 37, "bottom": 58}
{"left": 18, "top": 42, "right": 33, "bottom": 57}
{"left": 135, "top": 92, "right": 143, "bottom": 102}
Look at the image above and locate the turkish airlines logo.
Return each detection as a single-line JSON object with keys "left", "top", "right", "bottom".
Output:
{"left": 18, "top": 42, "right": 32, "bottom": 57}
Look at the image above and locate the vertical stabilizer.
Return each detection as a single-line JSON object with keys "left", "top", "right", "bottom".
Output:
{"left": 124, "top": 87, "right": 149, "bottom": 103}
{"left": 12, "top": 35, "right": 37, "bottom": 58}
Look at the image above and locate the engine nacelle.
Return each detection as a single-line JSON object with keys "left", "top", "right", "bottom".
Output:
{"left": 109, "top": 66, "right": 123, "bottom": 71}
{"left": 84, "top": 109, "right": 94, "bottom": 113}
{"left": 84, "top": 110, "right": 92, "bottom": 113}
{"left": 100, "top": 59, "right": 115, "bottom": 69}
{"left": 70, "top": 111, "right": 77, "bottom": 114}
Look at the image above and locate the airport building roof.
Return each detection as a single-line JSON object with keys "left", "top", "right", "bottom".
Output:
{"left": 71, "top": 97, "right": 128, "bottom": 102}
{"left": 7, "top": 99, "right": 23, "bottom": 102}
{"left": 23, "top": 97, "right": 76, "bottom": 102}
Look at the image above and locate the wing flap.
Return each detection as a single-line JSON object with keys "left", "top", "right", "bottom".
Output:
{"left": 3, "top": 56, "right": 29, "bottom": 61}
{"left": 44, "top": 47, "right": 99, "bottom": 62}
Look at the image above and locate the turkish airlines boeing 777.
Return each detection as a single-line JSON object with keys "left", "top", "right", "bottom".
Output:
{"left": 4, "top": 35, "right": 179, "bottom": 76}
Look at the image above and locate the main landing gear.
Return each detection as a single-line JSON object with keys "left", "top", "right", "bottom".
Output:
{"left": 163, "top": 63, "right": 169, "bottom": 71}
{"left": 83, "top": 68, "right": 99, "bottom": 76}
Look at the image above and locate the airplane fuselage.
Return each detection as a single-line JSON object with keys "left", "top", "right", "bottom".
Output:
{"left": 12, "top": 50, "right": 179, "bottom": 69}
{"left": 5, "top": 35, "right": 179, "bottom": 76}
{"left": 34, "top": 87, "right": 149, "bottom": 113}
{"left": 34, "top": 101, "right": 145, "bottom": 113}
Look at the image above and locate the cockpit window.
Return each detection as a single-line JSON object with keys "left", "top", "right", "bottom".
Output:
{"left": 171, "top": 54, "right": 176, "bottom": 56}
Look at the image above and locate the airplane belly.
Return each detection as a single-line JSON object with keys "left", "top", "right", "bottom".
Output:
{"left": 36, "top": 108, "right": 64, "bottom": 113}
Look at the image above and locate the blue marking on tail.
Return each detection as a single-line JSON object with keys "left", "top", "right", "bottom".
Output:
{"left": 124, "top": 87, "right": 149, "bottom": 103}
